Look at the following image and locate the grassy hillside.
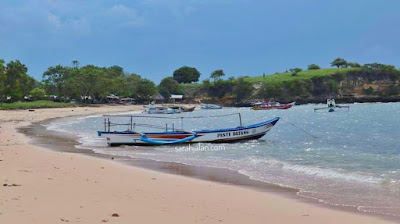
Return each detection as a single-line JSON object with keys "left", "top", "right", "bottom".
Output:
{"left": 244, "top": 68, "right": 359, "bottom": 84}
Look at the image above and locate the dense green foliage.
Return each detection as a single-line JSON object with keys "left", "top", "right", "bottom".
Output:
{"left": 233, "top": 77, "right": 253, "bottom": 103}
{"left": 308, "top": 64, "right": 320, "bottom": 70}
{"left": 173, "top": 66, "right": 201, "bottom": 83}
{"left": 158, "top": 77, "right": 181, "bottom": 99}
{"left": 210, "top": 69, "right": 225, "bottom": 82}
{"left": 331, "top": 58, "right": 348, "bottom": 68}
{"left": 30, "top": 87, "right": 46, "bottom": 100}
{"left": 0, "top": 60, "right": 38, "bottom": 102}
{"left": 42, "top": 63, "right": 157, "bottom": 102}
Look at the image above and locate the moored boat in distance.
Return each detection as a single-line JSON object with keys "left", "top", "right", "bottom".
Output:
{"left": 251, "top": 101, "right": 295, "bottom": 110}
{"left": 98, "top": 113, "right": 280, "bottom": 146}
{"left": 163, "top": 104, "right": 196, "bottom": 112}
{"left": 201, "top": 104, "right": 222, "bottom": 109}
{"left": 144, "top": 106, "right": 180, "bottom": 114}
{"left": 314, "top": 99, "right": 349, "bottom": 112}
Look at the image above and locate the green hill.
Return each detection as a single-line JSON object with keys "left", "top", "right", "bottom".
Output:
{"left": 244, "top": 68, "right": 359, "bottom": 84}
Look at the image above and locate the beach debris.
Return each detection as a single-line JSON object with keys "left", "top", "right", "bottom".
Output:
{"left": 18, "top": 169, "right": 30, "bottom": 173}
{"left": 111, "top": 213, "right": 119, "bottom": 217}
{"left": 152, "top": 178, "right": 156, "bottom": 180}
{"left": 2, "top": 183, "right": 21, "bottom": 187}
{"left": 111, "top": 157, "right": 114, "bottom": 160}
{"left": 302, "top": 214, "right": 310, "bottom": 217}
{"left": 101, "top": 220, "right": 109, "bottom": 222}
{"left": 101, "top": 167, "right": 104, "bottom": 169}
{"left": 60, "top": 218, "right": 69, "bottom": 222}
{"left": 28, "top": 109, "right": 35, "bottom": 112}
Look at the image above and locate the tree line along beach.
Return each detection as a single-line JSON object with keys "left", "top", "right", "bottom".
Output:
{"left": 1, "top": 58, "right": 400, "bottom": 109}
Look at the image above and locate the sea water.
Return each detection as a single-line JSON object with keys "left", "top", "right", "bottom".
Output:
{"left": 47, "top": 103, "right": 400, "bottom": 217}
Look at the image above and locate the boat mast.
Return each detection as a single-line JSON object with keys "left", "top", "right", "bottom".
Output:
{"left": 239, "top": 113, "right": 243, "bottom": 127}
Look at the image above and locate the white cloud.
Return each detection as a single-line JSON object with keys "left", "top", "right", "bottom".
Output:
{"left": 47, "top": 11, "right": 62, "bottom": 28}
{"left": 106, "top": 4, "right": 145, "bottom": 27}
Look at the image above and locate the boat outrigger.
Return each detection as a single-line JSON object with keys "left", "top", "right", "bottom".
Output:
{"left": 314, "top": 99, "right": 350, "bottom": 112}
{"left": 97, "top": 113, "right": 280, "bottom": 146}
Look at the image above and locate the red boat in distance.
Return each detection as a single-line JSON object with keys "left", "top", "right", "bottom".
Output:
{"left": 251, "top": 101, "right": 295, "bottom": 110}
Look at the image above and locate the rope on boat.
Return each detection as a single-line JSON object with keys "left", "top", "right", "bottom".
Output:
{"left": 288, "top": 122, "right": 318, "bottom": 139}
{"left": 280, "top": 118, "right": 318, "bottom": 139}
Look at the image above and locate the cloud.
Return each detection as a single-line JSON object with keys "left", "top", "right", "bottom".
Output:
{"left": 106, "top": 4, "right": 145, "bottom": 27}
{"left": 47, "top": 11, "right": 62, "bottom": 28}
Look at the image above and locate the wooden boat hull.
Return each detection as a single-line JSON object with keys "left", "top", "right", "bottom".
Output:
{"left": 251, "top": 102, "right": 295, "bottom": 110}
{"left": 98, "top": 117, "right": 280, "bottom": 146}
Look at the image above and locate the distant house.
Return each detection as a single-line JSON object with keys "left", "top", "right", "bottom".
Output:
{"left": 153, "top": 93, "right": 165, "bottom": 104}
{"left": 170, "top": 94, "right": 183, "bottom": 103}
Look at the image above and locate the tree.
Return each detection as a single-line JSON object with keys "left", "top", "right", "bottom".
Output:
{"left": 207, "top": 79, "right": 234, "bottom": 99}
{"left": 289, "top": 68, "right": 302, "bottom": 76}
{"left": 43, "top": 65, "right": 70, "bottom": 98}
{"left": 158, "top": 77, "right": 180, "bottom": 99}
{"left": 30, "top": 87, "right": 46, "bottom": 100}
{"left": 331, "top": 58, "right": 348, "bottom": 68}
{"left": 136, "top": 78, "right": 157, "bottom": 101}
{"left": 5, "top": 60, "right": 30, "bottom": 101}
{"left": 210, "top": 69, "right": 225, "bottom": 82}
{"left": 308, "top": 64, "right": 320, "bottom": 70}
{"left": 72, "top": 60, "right": 80, "bottom": 69}
{"left": 347, "top": 62, "right": 361, "bottom": 68}
{"left": 173, "top": 66, "right": 201, "bottom": 83}
{"left": 122, "top": 73, "right": 141, "bottom": 97}
{"left": 0, "top": 59, "right": 6, "bottom": 105}
{"left": 233, "top": 77, "right": 253, "bottom": 103}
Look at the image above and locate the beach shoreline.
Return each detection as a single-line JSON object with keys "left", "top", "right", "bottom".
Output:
{"left": 0, "top": 106, "right": 397, "bottom": 223}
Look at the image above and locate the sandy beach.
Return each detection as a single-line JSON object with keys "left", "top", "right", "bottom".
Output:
{"left": 0, "top": 106, "right": 396, "bottom": 224}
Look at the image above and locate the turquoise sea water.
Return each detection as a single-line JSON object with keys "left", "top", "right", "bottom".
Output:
{"left": 48, "top": 103, "right": 400, "bottom": 217}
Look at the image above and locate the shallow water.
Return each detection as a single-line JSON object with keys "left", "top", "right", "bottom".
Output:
{"left": 47, "top": 103, "right": 400, "bottom": 217}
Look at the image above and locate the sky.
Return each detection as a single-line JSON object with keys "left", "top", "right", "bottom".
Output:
{"left": 1, "top": 0, "right": 400, "bottom": 83}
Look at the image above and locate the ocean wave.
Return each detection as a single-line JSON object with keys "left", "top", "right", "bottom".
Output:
{"left": 247, "top": 157, "right": 383, "bottom": 184}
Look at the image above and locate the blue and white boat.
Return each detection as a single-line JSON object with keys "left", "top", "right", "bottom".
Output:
{"left": 98, "top": 113, "right": 280, "bottom": 146}
{"left": 201, "top": 104, "right": 222, "bottom": 109}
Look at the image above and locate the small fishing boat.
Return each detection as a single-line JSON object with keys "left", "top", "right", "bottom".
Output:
{"left": 251, "top": 101, "right": 295, "bottom": 110}
{"left": 144, "top": 106, "right": 180, "bottom": 114}
{"left": 98, "top": 113, "right": 280, "bottom": 146}
{"left": 163, "top": 104, "right": 196, "bottom": 112}
{"left": 314, "top": 99, "right": 349, "bottom": 112}
{"left": 201, "top": 104, "right": 222, "bottom": 109}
